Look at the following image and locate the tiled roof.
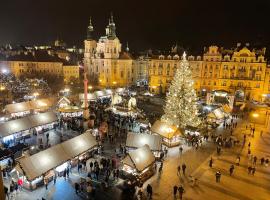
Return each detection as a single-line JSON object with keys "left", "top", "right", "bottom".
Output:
{"left": 6, "top": 51, "right": 65, "bottom": 63}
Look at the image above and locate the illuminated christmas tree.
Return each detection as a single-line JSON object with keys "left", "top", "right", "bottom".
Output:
{"left": 162, "top": 52, "right": 201, "bottom": 128}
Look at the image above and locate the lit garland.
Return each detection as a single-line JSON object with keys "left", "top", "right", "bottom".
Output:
{"left": 161, "top": 52, "right": 201, "bottom": 128}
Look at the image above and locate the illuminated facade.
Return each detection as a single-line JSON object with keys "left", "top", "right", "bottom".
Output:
{"left": 149, "top": 45, "right": 268, "bottom": 101}
{"left": 84, "top": 15, "right": 136, "bottom": 88}
{"left": 0, "top": 51, "right": 80, "bottom": 83}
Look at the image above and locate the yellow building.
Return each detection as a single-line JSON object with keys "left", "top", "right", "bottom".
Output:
{"left": 149, "top": 44, "right": 268, "bottom": 101}
{"left": 84, "top": 15, "right": 136, "bottom": 88}
{"left": 63, "top": 64, "right": 80, "bottom": 83}
{"left": 148, "top": 54, "right": 202, "bottom": 94}
{"left": 5, "top": 51, "right": 64, "bottom": 78}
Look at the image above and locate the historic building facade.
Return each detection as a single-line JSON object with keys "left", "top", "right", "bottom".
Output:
{"left": 148, "top": 45, "right": 268, "bottom": 101}
{"left": 84, "top": 15, "right": 136, "bottom": 88}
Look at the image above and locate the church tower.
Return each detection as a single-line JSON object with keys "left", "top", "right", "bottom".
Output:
{"left": 84, "top": 17, "right": 97, "bottom": 76}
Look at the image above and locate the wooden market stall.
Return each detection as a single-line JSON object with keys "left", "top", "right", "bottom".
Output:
{"left": 150, "top": 120, "right": 182, "bottom": 147}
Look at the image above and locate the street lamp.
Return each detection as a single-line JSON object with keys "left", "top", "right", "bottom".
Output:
{"left": 88, "top": 85, "right": 93, "bottom": 90}
{"left": 113, "top": 81, "right": 117, "bottom": 89}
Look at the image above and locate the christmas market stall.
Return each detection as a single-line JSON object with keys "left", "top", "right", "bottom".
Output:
{"left": 58, "top": 106, "right": 83, "bottom": 118}
{"left": 0, "top": 112, "right": 58, "bottom": 147}
{"left": 125, "top": 132, "right": 162, "bottom": 157}
{"left": 14, "top": 132, "right": 97, "bottom": 190}
{"left": 151, "top": 120, "right": 182, "bottom": 147}
{"left": 121, "top": 144, "right": 156, "bottom": 184}
{"left": 4, "top": 97, "right": 57, "bottom": 118}
{"left": 207, "top": 108, "right": 225, "bottom": 124}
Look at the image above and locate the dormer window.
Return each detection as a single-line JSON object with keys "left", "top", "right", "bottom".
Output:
{"left": 173, "top": 55, "right": 179, "bottom": 60}
{"left": 159, "top": 55, "right": 165, "bottom": 60}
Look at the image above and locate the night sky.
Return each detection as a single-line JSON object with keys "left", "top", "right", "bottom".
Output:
{"left": 0, "top": 0, "right": 270, "bottom": 52}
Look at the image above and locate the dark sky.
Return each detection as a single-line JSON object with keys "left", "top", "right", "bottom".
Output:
{"left": 0, "top": 0, "right": 270, "bottom": 52}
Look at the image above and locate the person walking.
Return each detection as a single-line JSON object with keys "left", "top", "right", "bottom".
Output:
{"left": 209, "top": 157, "right": 213, "bottom": 168}
{"left": 229, "top": 165, "right": 234, "bottom": 176}
{"left": 261, "top": 157, "right": 265, "bottom": 165}
{"left": 44, "top": 178, "right": 48, "bottom": 190}
{"left": 253, "top": 156, "right": 257, "bottom": 165}
{"left": 215, "top": 171, "right": 221, "bottom": 183}
{"left": 173, "top": 185, "right": 178, "bottom": 198}
{"left": 146, "top": 184, "right": 153, "bottom": 199}
{"left": 53, "top": 174, "right": 57, "bottom": 185}
{"left": 178, "top": 185, "right": 184, "bottom": 200}
{"left": 248, "top": 166, "right": 252, "bottom": 174}
{"left": 67, "top": 167, "right": 70, "bottom": 178}
{"left": 182, "top": 163, "right": 186, "bottom": 176}
{"left": 75, "top": 182, "right": 80, "bottom": 194}
{"left": 252, "top": 167, "right": 256, "bottom": 175}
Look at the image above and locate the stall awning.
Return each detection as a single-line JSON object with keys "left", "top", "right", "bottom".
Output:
{"left": 151, "top": 120, "right": 181, "bottom": 139}
{"left": 126, "top": 132, "right": 162, "bottom": 151}
{"left": 58, "top": 106, "right": 82, "bottom": 113}
{"left": 122, "top": 144, "right": 155, "bottom": 173}
{"left": 17, "top": 132, "right": 97, "bottom": 181}
{"left": 28, "top": 112, "right": 58, "bottom": 127}
{"left": 5, "top": 102, "right": 31, "bottom": 114}
{"left": 0, "top": 117, "right": 32, "bottom": 138}
{"left": 0, "top": 112, "right": 58, "bottom": 138}
{"left": 61, "top": 133, "right": 97, "bottom": 158}
{"left": 5, "top": 97, "right": 56, "bottom": 114}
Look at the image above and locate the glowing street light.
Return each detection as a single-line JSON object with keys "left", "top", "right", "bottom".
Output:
{"left": 88, "top": 85, "right": 93, "bottom": 90}
{"left": 252, "top": 113, "right": 259, "bottom": 118}
{"left": 0, "top": 86, "right": 5, "bottom": 91}
{"left": 33, "top": 92, "right": 39, "bottom": 98}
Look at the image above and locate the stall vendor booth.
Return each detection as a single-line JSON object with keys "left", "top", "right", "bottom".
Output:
{"left": 14, "top": 132, "right": 97, "bottom": 190}
{"left": 5, "top": 98, "right": 57, "bottom": 118}
{"left": 185, "top": 126, "right": 200, "bottom": 136}
{"left": 221, "top": 104, "right": 232, "bottom": 117}
{"left": 0, "top": 111, "right": 58, "bottom": 147}
{"left": 125, "top": 132, "right": 162, "bottom": 157}
{"left": 151, "top": 120, "right": 182, "bottom": 147}
{"left": 207, "top": 108, "right": 225, "bottom": 124}
{"left": 121, "top": 144, "right": 155, "bottom": 184}
{"left": 58, "top": 106, "right": 83, "bottom": 118}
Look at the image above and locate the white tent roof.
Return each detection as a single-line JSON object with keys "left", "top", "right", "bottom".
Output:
{"left": 122, "top": 144, "right": 155, "bottom": 172}
{"left": 0, "top": 111, "right": 58, "bottom": 138}
{"left": 126, "top": 132, "right": 162, "bottom": 151}
{"left": 0, "top": 117, "right": 32, "bottom": 137}
{"left": 17, "top": 132, "right": 97, "bottom": 181}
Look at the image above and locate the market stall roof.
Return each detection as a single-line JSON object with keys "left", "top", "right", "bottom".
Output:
{"left": 5, "top": 97, "right": 57, "bottom": 114}
{"left": 28, "top": 112, "right": 58, "bottom": 127}
{"left": 61, "top": 133, "right": 97, "bottom": 158}
{"left": 29, "top": 97, "right": 56, "bottom": 110}
{"left": 58, "top": 106, "right": 82, "bottom": 113}
{"left": 185, "top": 125, "right": 199, "bottom": 132}
{"left": 126, "top": 132, "right": 162, "bottom": 151}
{"left": 57, "top": 97, "right": 71, "bottom": 106}
{"left": 17, "top": 145, "right": 69, "bottom": 181}
{"left": 0, "top": 117, "right": 32, "bottom": 138}
{"left": 222, "top": 104, "right": 232, "bottom": 113}
{"left": 17, "top": 132, "right": 97, "bottom": 181}
{"left": 122, "top": 144, "right": 155, "bottom": 172}
{"left": 151, "top": 120, "right": 181, "bottom": 139}
{"left": 79, "top": 93, "right": 97, "bottom": 101}
{"left": 5, "top": 102, "right": 31, "bottom": 114}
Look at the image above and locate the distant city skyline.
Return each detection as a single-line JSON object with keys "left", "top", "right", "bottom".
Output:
{"left": 0, "top": 0, "right": 270, "bottom": 51}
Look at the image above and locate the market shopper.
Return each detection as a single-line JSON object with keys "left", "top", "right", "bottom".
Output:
{"left": 146, "top": 184, "right": 153, "bottom": 199}
{"left": 215, "top": 171, "right": 221, "bottom": 183}
{"left": 75, "top": 182, "right": 80, "bottom": 194}
{"left": 173, "top": 185, "right": 178, "bottom": 198}
{"left": 178, "top": 185, "right": 184, "bottom": 200}
{"left": 209, "top": 157, "right": 213, "bottom": 168}
{"left": 229, "top": 165, "right": 234, "bottom": 176}
{"left": 182, "top": 163, "right": 186, "bottom": 176}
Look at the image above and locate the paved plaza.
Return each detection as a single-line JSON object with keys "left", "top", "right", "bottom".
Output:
{"left": 2, "top": 112, "right": 270, "bottom": 200}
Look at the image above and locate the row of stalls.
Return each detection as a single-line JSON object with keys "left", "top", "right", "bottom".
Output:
{"left": 207, "top": 104, "right": 232, "bottom": 124}
{"left": 0, "top": 111, "right": 58, "bottom": 147}
{"left": 4, "top": 97, "right": 57, "bottom": 119}
{"left": 12, "top": 132, "right": 97, "bottom": 190}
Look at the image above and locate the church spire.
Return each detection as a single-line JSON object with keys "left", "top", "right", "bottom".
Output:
{"left": 106, "top": 13, "right": 116, "bottom": 39}
{"left": 87, "top": 17, "right": 94, "bottom": 40}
